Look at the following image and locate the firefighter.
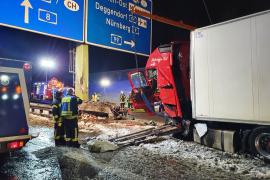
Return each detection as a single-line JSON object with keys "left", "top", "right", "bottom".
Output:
{"left": 127, "top": 92, "right": 133, "bottom": 110}
{"left": 91, "top": 92, "right": 98, "bottom": 102}
{"left": 120, "top": 91, "right": 126, "bottom": 110}
{"left": 61, "top": 89, "right": 82, "bottom": 148}
{"left": 52, "top": 91, "right": 65, "bottom": 146}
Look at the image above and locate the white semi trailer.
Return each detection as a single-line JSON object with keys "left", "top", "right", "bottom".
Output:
{"left": 190, "top": 10, "right": 270, "bottom": 159}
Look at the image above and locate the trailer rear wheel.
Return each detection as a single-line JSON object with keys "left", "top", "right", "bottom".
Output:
{"left": 249, "top": 127, "right": 270, "bottom": 160}
{"left": 240, "top": 130, "right": 251, "bottom": 153}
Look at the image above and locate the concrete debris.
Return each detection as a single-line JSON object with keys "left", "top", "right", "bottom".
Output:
{"left": 57, "top": 147, "right": 103, "bottom": 179}
{"left": 57, "top": 147, "right": 145, "bottom": 180}
{"left": 29, "top": 114, "right": 53, "bottom": 127}
{"left": 87, "top": 140, "right": 119, "bottom": 153}
{"left": 149, "top": 120, "right": 157, "bottom": 126}
{"left": 110, "top": 106, "right": 128, "bottom": 120}
{"left": 144, "top": 120, "right": 157, "bottom": 126}
{"left": 79, "top": 101, "right": 115, "bottom": 118}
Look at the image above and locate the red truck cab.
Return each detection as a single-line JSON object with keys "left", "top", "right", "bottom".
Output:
{"left": 129, "top": 42, "right": 192, "bottom": 123}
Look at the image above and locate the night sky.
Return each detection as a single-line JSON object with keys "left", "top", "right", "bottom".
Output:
{"left": 0, "top": 0, "right": 270, "bottom": 86}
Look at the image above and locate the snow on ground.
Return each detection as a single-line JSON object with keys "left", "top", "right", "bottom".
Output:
{"left": 28, "top": 113, "right": 270, "bottom": 179}
{"left": 92, "top": 123, "right": 150, "bottom": 140}
{"left": 141, "top": 138, "right": 270, "bottom": 179}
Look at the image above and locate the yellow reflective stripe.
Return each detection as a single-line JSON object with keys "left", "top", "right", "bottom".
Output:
{"left": 71, "top": 128, "right": 79, "bottom": 142}
{"left": 53, "top": 118, "right": 62, "bottom": 123}
{"left": 61, "top": 111, "right": 72, "bottom": 114}
{"left": 61, "top": 111, "right": 73, "bottom": 116}
{"left": 72, "top": 138, "right": 79, "bottom": 142}
{"left": 75, "top": 128, "right": 78, "bottom": 138}
{"left": 52, "top": 117, "right": 56, "bottom": 122}
{"left": 68, "top": 102, "right": 71, "bottom": 112}
{"left": 65, "top": 138, "right": 71, "bottom": 141}
{"left": 62, "top": 97, "right": 71, "bottom": 103}
{"left": 58, "top": 117, "right": 63, "bottom": 122}
{"left": 54, "top": 136, "right": 60, "bottom": 140}
{"left": 58, "top": 123, "right": 62, "bottom": 127}
{"left": 52, "top": 105, "right": 58, "bottom": 108}
{"left": 64, "top": 116, "right": 78, "bottom": 119}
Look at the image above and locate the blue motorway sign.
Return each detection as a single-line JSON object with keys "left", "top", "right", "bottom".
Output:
{"left": 86, "top": 0, "right": 152, "bottom": 56}
{"left": 0, "top": 0, "right": 85, "bottom": 42}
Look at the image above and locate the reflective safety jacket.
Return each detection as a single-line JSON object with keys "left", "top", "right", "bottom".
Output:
{"left": 52, "top": 100, "right": 61, "bottom": 122}
{"left": 120, "top": 94, "right": 126, "bottom": 103}
{"left": 92, "top": 94, "right": 98, "bottom": 102}
{"left": 61, "top": 95, "right": 83, "bottom": 119}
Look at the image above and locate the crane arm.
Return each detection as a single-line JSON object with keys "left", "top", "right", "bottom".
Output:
{"left": 131, "top": 7, "right": 196, "bottom": 31}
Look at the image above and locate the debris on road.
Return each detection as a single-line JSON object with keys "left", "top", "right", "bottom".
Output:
{"left": 79, "top": 101, "right": 115, "bottom": 118}
{"left": 1, "top": 114, "right": 270, "bottom": 180}
{"left": 87, "top": 140, "right": 119, "bottom": 153}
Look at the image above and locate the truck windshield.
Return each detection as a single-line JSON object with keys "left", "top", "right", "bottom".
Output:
{"left": 130, "top": 72, "right": 148, "bottom": 88}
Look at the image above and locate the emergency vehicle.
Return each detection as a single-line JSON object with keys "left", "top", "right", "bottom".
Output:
{"left": 0, "top": 61, "right": 32, "bottom": 152}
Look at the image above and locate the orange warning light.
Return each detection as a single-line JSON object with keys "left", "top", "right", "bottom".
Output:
{"left": 15, "top": 86, "right": 22, "bottom": 94}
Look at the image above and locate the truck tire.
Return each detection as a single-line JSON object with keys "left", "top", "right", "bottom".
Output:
{"left": 172, "top": 120, "right": 193, "bottom": 141}
{"left": 240, "top": 130, "right": 251, "bottom": 153}
{"left": 248, "top": 127, "right": 270, "bottom": 161}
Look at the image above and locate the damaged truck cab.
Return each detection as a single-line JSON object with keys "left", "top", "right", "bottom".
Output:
{"left": 129, "top": 10, "right": 270, "bottom": 161}
{"left": 129, "top": 42, "right": 192, "bottom": 127}
{"left": 146, "top": 42, "right": 192, "bottom": 121}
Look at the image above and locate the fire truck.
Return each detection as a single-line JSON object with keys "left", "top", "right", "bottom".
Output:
{"left": 32, "top": 77, "right": 64, "bottom": 101}
{"left": 0, "top": 60, "right": 32, "bottom": 153}
{"left": 128, "top": 10, "right": 270, "bottom": 160}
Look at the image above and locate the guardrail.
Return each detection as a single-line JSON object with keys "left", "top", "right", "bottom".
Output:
{"left": 30, "top": 104, "right": 52, "bottom": 117}
{"left": 29, "top": 103, "right": 109, "bottom": 118}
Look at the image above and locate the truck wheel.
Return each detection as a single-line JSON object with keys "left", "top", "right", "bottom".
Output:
{"left": 240, "top": 130, "right": 251, "bottom": 153}
{"left": 172, "top": 120, "right": 193, "bottom": 140}
{"left": 249, "top": 127, "right": 270, "bottom": 160}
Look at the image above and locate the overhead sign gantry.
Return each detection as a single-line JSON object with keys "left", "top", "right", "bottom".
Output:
{"left": 0, "top": 0, "right": 85, "bottom": 42}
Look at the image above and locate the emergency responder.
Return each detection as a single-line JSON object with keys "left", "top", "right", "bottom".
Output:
{"left": 52, "top": 91, "right": 65, "bottom": 146}
{"left": 127, "top": 92, "right": 133, "bottom": 110}
{"left": 91, "top": 92, "right": 98, "bottom": 102}
{"left": 96, "top": 93, "right": 100, "bottom": 102}
{"left": 61, "top": 89, "right": 82, "bottom": 148}
{"left": 120, "top": 91, "right": 126, "bottom": 110}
